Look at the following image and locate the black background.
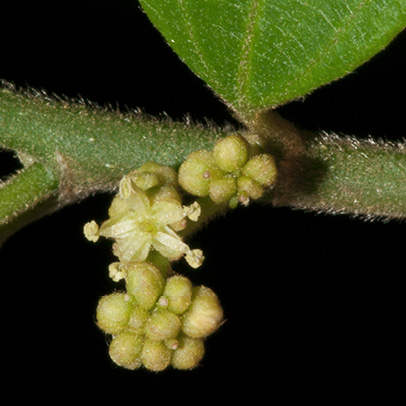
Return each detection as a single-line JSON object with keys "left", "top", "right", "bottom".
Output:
{"left": 1, "top": 1, "right": 405, "bottom": 404}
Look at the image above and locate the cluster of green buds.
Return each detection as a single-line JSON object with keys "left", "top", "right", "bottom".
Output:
{"left": 84, "top": 135, "right": 277, "bottom": 371}
{"left": 178, "top": 134, "right": 277, "bottom": 208}
{"left": 84, "top": 162, "right": 224, "bottom": 371}
{"left": 96, "top": 260, "right": 223, "bottom": 371}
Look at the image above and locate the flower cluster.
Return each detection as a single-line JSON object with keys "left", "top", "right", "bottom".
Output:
{"left": 178, "top": 134, "right": 278, "bottom": 207}
{"left": 84, "top": 135, "right": 277, "bottom": 371}
{"left": 84, "top": 162, "right": 203, "bottom": 269}
{"left": 96, "top": 261, "right": 223, "bottom": 371}
{"left": 84, "top": 162, "right": 224, "bottom": 370}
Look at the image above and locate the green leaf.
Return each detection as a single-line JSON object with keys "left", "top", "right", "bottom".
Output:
{"left": 139, "top": 0, "right": 406, "bottom": 120}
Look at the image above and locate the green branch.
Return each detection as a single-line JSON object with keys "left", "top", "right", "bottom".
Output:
{"left": 0, "top": 85, "right": 227, "bottom": 191}
{"left": 270, "top": 132, "right": 406, "bottom": 220}
{"left": 0, "top": 83, "right": 229, "bottom": 243}
{"left": 2, "top": 80, "right": 406, "bottom": 248}
{"left": 0, "top": 163, "right": 59, "bottom": 245}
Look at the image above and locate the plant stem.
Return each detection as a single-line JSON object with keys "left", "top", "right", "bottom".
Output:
{"left": 0, "top": 83, "right": 230, "bottom": 243}
{"left": 2, "top": 80, "right": 406, "bottom": 242}
{"left": 0, "top": 163, "right": 59, "bottom": 245}
{"left": 0, "top": 84, "right": 228, "bottom": 199}
{"left": 270, "top": 132, "right": 406, "bottom": 220}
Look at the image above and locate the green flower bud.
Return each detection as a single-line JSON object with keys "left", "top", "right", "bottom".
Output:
{"left": 178, "top": 150, "right": 223, "bottom": 196}
{"left": 126, "top": 263, "right": 165, "bottom": 310}
{"left": 96, "top": 293, "right": 133, "bottom": 335}
{"left": 127, "top": 305, "right": 149, "bottom": 334}
{"left": 108, "top": 331, "right": 143, "bottom": 370}
{"left": 132, "top": 171, "right": 161, "bottom": 191}
{"left": 237, "top": 176, "right": 264, "bottom": 201}
{"left": 163, "top": 275, "right": 193, "bottom": 315}
{"left": 144, "top": 310, "right": 181, "bottom": 341}
{"left": 212, "top": 134, "right": 250, "bottom": 172}
{"left": 137, "top": 161, "right": 178, "bottom": 187}
{"left": 242, "top": 153, "right": 277, "bottom": 187}
{"left": 123, "top": 162, "right": 178, "bottom": 192}
{"left": 181, "top": 286, "right": 224, "bottom": 338}
{"left": 141, "top": 338, "right": 172, "bottom": 372}
{"left": 171, "top": 335, "right": 205, "bottom": 370}
{"left": 150, "top": 185, "right": 183, "bottom": 210}
{"left": 209, "top": 177, "right": 238, "bottom": 204}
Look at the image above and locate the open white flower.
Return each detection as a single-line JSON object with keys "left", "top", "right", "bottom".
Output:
{"left": 85, "top": 176, "right": 203, "bottom": 268}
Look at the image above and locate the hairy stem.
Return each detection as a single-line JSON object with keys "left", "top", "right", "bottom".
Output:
{"left": 2, "top": 79, "right": 406, "bottom": 247}
{"left": 0, "top": 83, "right": 230, "bottom": 243}
{"left": 270, "top": 132, "right": 406, "bottom": 220}
{"left": 0, "top": 163, "right": 59, "bottom": 245}
{"left": 0, "top": 83, "right": 228, "bottom": 196}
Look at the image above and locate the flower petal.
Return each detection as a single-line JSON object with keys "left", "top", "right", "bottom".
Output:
{"left": 125, "top": 186, "right": 151, "bottom": 215}
{"left": 99, "top": 214, "right": 139, "bottom": 238}
{"left": 153, "top": 229, "right": 190, "bottom": 259}
{"left": 114, "top": 231, "right": 153, "bottom": 264}
{"left": 152, "top": 200, "right": 186, "bottom": 225}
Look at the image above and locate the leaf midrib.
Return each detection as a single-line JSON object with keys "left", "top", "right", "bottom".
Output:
{"left": 235, "top": 0, "right": 261, "bottom": 110}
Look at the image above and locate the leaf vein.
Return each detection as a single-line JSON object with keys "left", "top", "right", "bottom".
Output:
{"left": 235, "top": 0, "right": 261, "bottom": 107}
